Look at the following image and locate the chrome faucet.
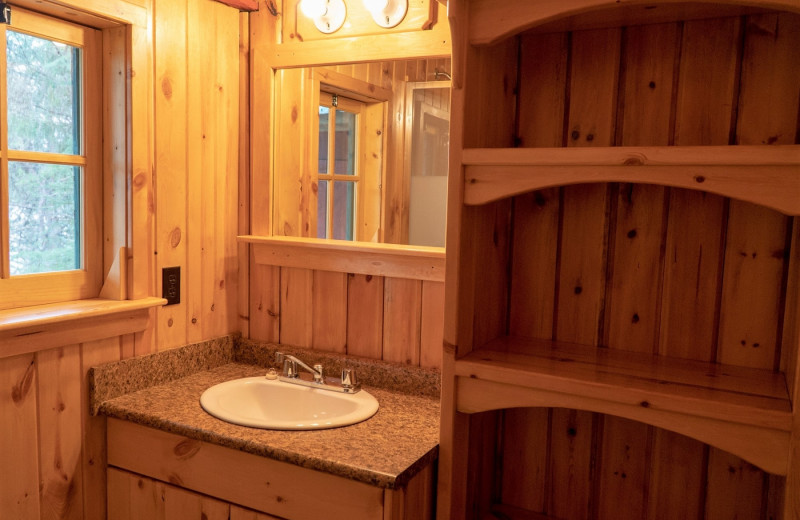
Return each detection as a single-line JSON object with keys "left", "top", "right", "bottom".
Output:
{"left": 274, "top": 352, "right": 361, "bottom": 393}
{"left": 275, "top": 352, "right": 324, "bottom": 384}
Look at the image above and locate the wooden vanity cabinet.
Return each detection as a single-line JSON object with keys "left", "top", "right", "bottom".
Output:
{"left": 109, "top": 469, "right": 285, "bottom": 520}
{"left": 106, "top": 419, "right": 434, "bottom": 520}
{"left": 439, "top": 0, "right": 800, "bottom": 518}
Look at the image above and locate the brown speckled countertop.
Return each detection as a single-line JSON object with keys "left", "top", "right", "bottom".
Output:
{"left": 92, "top": 337, "right": 440, "bottom": 490}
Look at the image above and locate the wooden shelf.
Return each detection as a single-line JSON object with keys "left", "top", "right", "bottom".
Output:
{"left": 241, "top": 235, "right": 446, "bottom": 282}
{"left": 453, "top": 336, "right": 793, "bottom": 475}
{"left": 467, "top": 0, "right": 800, "bottom": 45}
{"left": 484, "top": 504, "right": 554, "bottom": 520}
{"left": 462, "top": 145, "right": 800, "bottom": 214}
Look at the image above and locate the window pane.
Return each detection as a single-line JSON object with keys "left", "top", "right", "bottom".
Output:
{"left": 9, "top": 162, "right": 81, "bottom": 275}
{"left": 7, "top": 30, "right": 81, "bottom": 154}
{"left": 318, "top": 106, "right": 330, "bottom": 173}
{"left": 332, "top": 181, "right": 354, "bottom": 241}
{"left": 317, "top": 179, "right": 329, "bottom": 239}
{"left": 334, "top": 109, "right": 356, "bottom": 175}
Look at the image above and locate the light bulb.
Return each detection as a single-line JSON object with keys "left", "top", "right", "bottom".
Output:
{"left": 363, "top": 0, "right": 389, "bottom": 13}
{"left": 300, "top": 0, "right": 327, "bottom": 18}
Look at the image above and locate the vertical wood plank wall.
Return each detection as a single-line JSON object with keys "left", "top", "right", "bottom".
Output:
{"left": 249, "top": 265, "right": 444, "bottom": 370}
{"left": 0, "top": 1, "right": 242, "bottom": 518}
{"left": 464, "top": 12, "right": 799, "bottom": 520}
{"left": 154, "top": 0, "right": 240, "bottom": 351}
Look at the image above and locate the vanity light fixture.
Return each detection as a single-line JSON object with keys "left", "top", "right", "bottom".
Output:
{"left": 299, "top": 0, "right": 346, "bottom": 33}
{"left": 362, "top": 0, "right": 407, "bottom": 28}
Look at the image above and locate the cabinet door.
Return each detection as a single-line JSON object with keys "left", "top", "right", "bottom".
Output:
{"left": 108, "top": 468, "right": 229, "bottom": 520}
{"left": 231, "top": 505, "right": 284, "bottom": 520}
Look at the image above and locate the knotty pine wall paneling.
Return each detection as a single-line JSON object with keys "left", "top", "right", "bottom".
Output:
{"left": 249, "top": 265, "right": 444, "bottom": 370}
{"left": 460, "top": 12, "right": 799, "bottom": 520}
{"left": 0, "top": 2, "right": 244, "bottom": 519}
{"left": 1, "top": 336, "right": 133, "bottom": 520}
{"left": 154, "top": 0, "right": 240, "bottom": 351}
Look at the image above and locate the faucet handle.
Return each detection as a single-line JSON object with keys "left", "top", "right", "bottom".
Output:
{"left": 341, "top": 368, "right": 358, "bottom": 389}
{"left": 313, "top": 364, "right": 324, "bottom": 384}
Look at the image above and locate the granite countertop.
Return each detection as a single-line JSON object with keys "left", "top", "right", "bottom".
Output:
{"left": 93, "top": 337, "right": 440, "bottom": 490}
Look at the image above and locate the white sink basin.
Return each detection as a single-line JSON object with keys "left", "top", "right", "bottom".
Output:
{"left": 200, "top": 376, "right": 379, "bottom": 430}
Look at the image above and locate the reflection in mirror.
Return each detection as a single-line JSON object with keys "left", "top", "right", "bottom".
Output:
{"left": 407, "top": 83, "right": 450, "bottom": 247}
{"left": 273, "top": 59, "right": 451, "bottom": 247}
{"left": 316, "top": 94, "right": 359, "bottom": 241}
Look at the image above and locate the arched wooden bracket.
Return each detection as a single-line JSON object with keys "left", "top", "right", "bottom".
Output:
{"left": 213, "top": 0, "right": 259, "bottom": 11}
{"left": 463, "top": 145, "right": 800, "bottom": 215}
{"left": 452, "top": 336, "right": 793, "bottom": 476}
{"left": 467, "top": 0, "right": 800, "bottom": 45}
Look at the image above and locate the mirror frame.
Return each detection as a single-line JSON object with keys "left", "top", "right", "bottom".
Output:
{"left": 247, "top": 0, "right": 451, "bottom": 253}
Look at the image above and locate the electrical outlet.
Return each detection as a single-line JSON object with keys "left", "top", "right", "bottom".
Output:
{"left": 162, "top": 266, "right": 180, "bottom": 306}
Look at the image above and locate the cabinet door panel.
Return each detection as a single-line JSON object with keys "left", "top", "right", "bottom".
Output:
{"left": 108, "top": 468, "right": 229, "bottom": 520}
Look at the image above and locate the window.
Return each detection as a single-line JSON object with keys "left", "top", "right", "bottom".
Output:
{"left": 0, "top": 9, "right": 102, "bottom": 309}
{"left": 316, "top": 92, "right": 363, "bottom": 241}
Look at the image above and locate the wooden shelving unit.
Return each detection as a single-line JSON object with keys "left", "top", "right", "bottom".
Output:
{"left": 465, "top": 0, "right": 800, "bottom": 45}
{"left": 455, "top": 336, "right": 792, "bottom": 475}
{"left": 462, "top": 145, "right": 800, "bottom": 213}
{"left": 439, "top": 0, "right": 800, "bottom": 518}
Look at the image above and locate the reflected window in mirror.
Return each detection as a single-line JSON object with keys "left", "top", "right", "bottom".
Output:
{"left": 271, "top": 62, "right": 451, "bottom": 247}
{"left": 317, "top": 92, "right": 363, "bottom": 241}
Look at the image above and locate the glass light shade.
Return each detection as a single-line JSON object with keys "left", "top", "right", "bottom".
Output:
{"left": 300, "top": 0, "right": 327, "bottom": 18}
{"left": 362, "top": 0, "right": 389, "bottom": 13}
{"left": 366, "top": 0, "right": 407, "bottom": 28}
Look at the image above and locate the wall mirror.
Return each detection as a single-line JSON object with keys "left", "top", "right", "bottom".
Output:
{"left": 272, "top": 58, "right": 451, "bottom": 248}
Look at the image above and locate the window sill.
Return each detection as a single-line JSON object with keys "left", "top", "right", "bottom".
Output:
{"left": 0, "top": 297, "right": 166, "bottom": 359}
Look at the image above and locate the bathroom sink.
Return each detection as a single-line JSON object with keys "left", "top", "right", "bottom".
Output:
{"left": 200, "top": 376, "right": 379, "bottom": 430}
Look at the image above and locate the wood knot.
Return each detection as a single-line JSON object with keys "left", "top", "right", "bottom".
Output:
{"left": 169, "top": 227, "right": 182, "bottom": 248}
{"left": 133, "top": 172, "right": 147, "bottom": 189}
{"left": 11, "top": 360, "right": 35, "bottom": 405}
{"left": 623, "top": 157, "right": 644, "bottom": 166}
{"left": 161, "top": 77, "right": 172, "bottom": 99}
{"left": 173, "top": 439, "right": 201, "bottom": 460}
